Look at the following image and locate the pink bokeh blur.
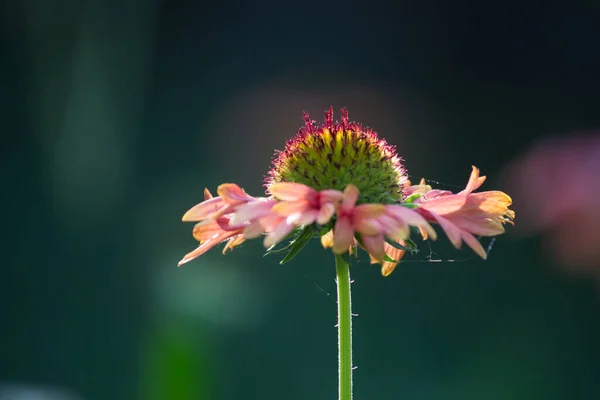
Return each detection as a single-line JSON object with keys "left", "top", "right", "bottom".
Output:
{"left": 505, "top": 133, "right": 600, "bottom": 274}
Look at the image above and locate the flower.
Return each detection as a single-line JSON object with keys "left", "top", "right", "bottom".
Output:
{"left": 414, "top": 166, "right": 515, "bottom": 259}
{"left": 179, "top": 108, "right": 514, "bottom": 275}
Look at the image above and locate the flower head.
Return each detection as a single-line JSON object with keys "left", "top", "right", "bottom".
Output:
{"left": 266, "top": 107, "right": 407, "bottom": 204}
{"left": 179, "top": 108, "right": 514, "bottom": 275}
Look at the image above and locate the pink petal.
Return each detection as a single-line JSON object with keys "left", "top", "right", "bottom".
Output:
{"left": 178, "top": 230, "right": 240, "bottom": 266}
{"left": 419, "top": 195, "right": 468, "bottom": 215}
{"left": 376, "top": 214, "right": 409, "bottom": 239}
{"left": 257, "top": 214, "right": 286, "bottom": 232}
{"left": 182, "top": 197, "right": 226, "bottom": 221}
{"left": 264, "top": 219, "right": 297, "bottom": 248}
{"left": 215, "top": 216, "right": 246, "bottom": 231}
{"left": 268, "top": 182, "right": 316, "bottom": 201}
{"left": 217, "top": 183, "right": 253, "bottom": 205}
{"left": 341, "top": 184, "right": 359, "bottom": 212}
{"left": 430, "top": 213, "right": 462, "bottom": 249}
{"left": 460, "top": 230, "right": 487, "bottom": 259}
{"left": 287, "top": 209, "right": 319, "bottom": 226}
{"left": 244, "top": 220, "right": 266, "bottom": 239}
{"left": 385, "top": 205, "right": 437, "bottom": 240}
{"left": 229, "top": 199, "right": 277, "bottom": 225}
{"left": 319, "top": 189, "right": 344, "bottom": 205}
{"left": 459, "top": 166, "right": 486, "bottom": 195}
{"left": 208, "top": 204, "right": 237, "bottom": 220}
{"left": 317, "top": 203, "right": 336, "bottom": 225}
{"left": 361, "top": 234, "right": 386, "bottom": 261}
{"left": 332, "top": 216, "right": 354, "bottom": 254}
{"left": 353, "top": 217, "right": 381, "bottom": 236}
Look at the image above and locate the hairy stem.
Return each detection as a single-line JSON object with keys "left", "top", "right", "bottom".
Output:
{"left": 335, "top": 254, "right": 353, "bottom": 400}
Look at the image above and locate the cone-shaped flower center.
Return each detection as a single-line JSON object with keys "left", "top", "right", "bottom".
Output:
{"left": 266, "top": 107, "right": 408, "bottom": 204}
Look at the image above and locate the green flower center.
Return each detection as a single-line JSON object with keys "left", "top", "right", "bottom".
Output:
{"left": 266, "top": 107, "right": 408, "bottom": 204}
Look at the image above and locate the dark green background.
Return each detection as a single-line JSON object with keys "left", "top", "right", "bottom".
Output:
{"left": 2, "top": 1, "right": 600, "bottom": 399}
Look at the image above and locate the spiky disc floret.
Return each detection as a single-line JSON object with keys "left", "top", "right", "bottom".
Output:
{"left": 265, "top": 107, "right": 408, "bottom": 204}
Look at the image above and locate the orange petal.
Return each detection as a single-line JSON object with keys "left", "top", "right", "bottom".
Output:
{"left": 378, "top": 241, "right": 407, "bottom": 276}
{"left": 468, "top": 191, "right": 513, "bottom": 213}
{"left": 353, "top": 204, "right": 386, "bottom": 219}
{"left": 204, "top": 188, "right": 213, "bottom": 200}
{"left": 217, "top": 183, "right": 253, "bottom": 205}
{"left": 192, "top": 220, "right": 224, "bottom": 242}
{"left": 341, "top": 184, "right": 359, "bottom": 212}
{"left": 222, "top": 234, "right": 246, "bottom": 254}
{"left": 272, "top": 199, "right": 311, "bottom": 216}
{"left": 321, "top": 230, "right": 334, "bottom": 249}
{"left": 449, "top": 215, "right": 505, "bottom": 236}
{"left": 268, "top": 182, "right": 316, "bottom": 201}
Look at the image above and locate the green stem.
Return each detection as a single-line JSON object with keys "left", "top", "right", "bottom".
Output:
{"left": 335, "top": 254, "right": 353, "bottom": 400}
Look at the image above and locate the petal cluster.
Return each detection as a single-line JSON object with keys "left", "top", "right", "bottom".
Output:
{"left": 414, "top": 166, "right": 515, "bottom": 258}
{"left": 330, "top": 184, "right": 436, "bottom": 261}
{"left": 179, "top": 166, "right": 514, "bottom": 274}
{"left": 179, "top": 181, "right": 438, "bottom": 273}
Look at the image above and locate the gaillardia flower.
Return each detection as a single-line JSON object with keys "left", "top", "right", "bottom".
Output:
{"left": 179, "top": 107, "right": 514, "bottom": 275}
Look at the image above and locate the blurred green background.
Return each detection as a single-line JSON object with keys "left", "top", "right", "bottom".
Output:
{"left": 2, "top": 1, "right": 600, "bottom": 399}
